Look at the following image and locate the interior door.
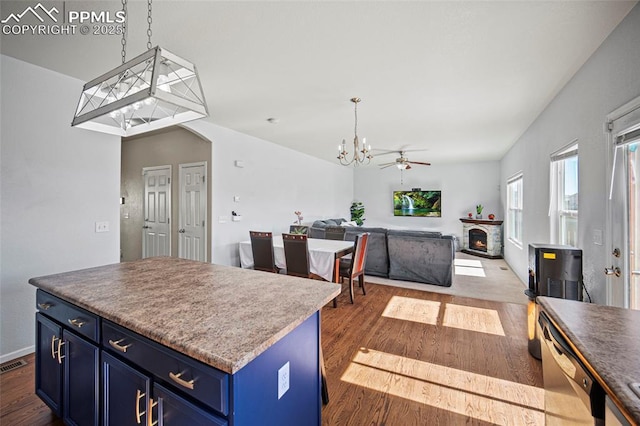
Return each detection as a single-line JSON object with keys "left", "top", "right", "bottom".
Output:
{"left": 178, "top": 162, "right": 207, "bottom": 262}
{"left": 142, "top": 166, "right": 172, "bottom": 258}
{"left": 607, "top": 97, "right": 640, "bottom": 309}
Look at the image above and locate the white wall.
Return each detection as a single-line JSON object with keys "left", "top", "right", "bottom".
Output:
{"left": 500, "top": 4, "right": 640, "bottom": 304}
{"left": 184, "top": 120, "right": 354, "bottom": 267}
{"left": 354, "top": 161, "right": 502, "bottom": 243}
{"left": 0, "top": 56, "right": 121, "bottom": 361}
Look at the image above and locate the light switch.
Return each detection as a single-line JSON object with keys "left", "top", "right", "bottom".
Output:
{"left": 219, "top": 216, "right": 228, "bottom": 224}
{"left": 593, "top": 229, "right": 603, "bottom": 245}
{"left": 234, "top": 196, "right": 240, "bottom": 202}
{"left": 278, "top": 361, "right": 290, "bottom": 399}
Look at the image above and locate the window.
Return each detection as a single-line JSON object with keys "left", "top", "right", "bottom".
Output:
{"left": 550, "top": 143, "right": 578, "bottom": 246}
{"left": 507, "top": 174, "right": 523, "bottom": 247}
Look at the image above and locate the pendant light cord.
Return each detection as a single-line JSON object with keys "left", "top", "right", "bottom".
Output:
{"left": 121, "top": 0, "right": 127, "bottom": 64}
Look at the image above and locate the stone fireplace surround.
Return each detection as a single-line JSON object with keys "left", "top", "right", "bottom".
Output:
{"left": 460, "top": 218, "right": 503, "bottom": 259}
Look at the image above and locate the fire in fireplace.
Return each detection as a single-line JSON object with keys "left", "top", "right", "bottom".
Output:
{"left": 469, "top": 229, "right": 488, "bottom": 252}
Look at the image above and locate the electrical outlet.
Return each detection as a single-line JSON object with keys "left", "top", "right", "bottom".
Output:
{"left": 278, "top": 361, "right": 290, "bottom": 399}
{"left": 95, "top": 221, "right": 109, "bottom": 233}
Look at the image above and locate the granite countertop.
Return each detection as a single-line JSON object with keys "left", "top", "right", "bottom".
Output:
{"left": 538, "top": 296, "right": 640, "bottom": 424}
{"left": 29, "top": 257, "right": 341, "bottom": 374}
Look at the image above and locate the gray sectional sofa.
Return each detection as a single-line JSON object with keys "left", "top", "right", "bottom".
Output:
{"left": 311, "top": 220, "right": 455, "bottom": 287}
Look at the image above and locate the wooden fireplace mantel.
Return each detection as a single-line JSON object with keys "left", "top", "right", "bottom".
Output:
{"left": 460, "top": 218, "right": 503, "bottom": 225}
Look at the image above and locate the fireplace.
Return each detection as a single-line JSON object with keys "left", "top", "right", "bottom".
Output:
{"left": 460, "top": 218, "right": 503, "bottom": 258}
{"left": 469, "top": 229, "right": 488, "bottom": 252}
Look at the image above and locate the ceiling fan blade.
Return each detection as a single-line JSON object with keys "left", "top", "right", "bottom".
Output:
{"left": 399, "top": 148, "right": 430, "bottom": 153}
{"left": 405, "top": 164, "right": 412, "bottom": 170}
{"left": 379, "top": 164, "right": 397, "bottom": 169}
{"left": 371, "top": 150, "right": 399, "bottom": 157}
{"left": 409, "top": 161, "right": 431, "bottom": 166}
{"left": 378, "top": 161, "right": 395, "bottom": 166}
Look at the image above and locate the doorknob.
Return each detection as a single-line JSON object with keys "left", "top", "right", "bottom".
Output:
{"left": 612, "top": 248, "right": 621, "bottom": 258}
{"left": 178, "top": 229, "right": 186, "bottom": 233}
{"left": 605, "top": 266, "right": 621, "bottom": 277}
{"left": 143, "top": 226, "right": 150, "bottom": 229}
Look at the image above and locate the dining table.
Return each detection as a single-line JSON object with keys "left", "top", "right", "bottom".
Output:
{"left": 239, "top": 235, "right": 354, "bottom": 282}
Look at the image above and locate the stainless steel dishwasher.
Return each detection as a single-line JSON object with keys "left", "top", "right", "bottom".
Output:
{"left": 538, "top": 310, "right": 606, "bottom": 425}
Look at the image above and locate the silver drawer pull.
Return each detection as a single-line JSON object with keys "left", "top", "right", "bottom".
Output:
{"left": 169, "top": 371, "right": 195, "bottom": 390}
{"left": 38, "top": 302, "right": 53, "bottom": 310}
{"left": 109, "top": 338, "right": 132, "bottom": 353}
{"left": 67, "top": 318, "right": 85, "bottom": 328}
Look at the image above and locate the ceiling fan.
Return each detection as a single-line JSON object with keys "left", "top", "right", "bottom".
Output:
{"left": 375, "top": 149, "right": 431, "bottom": 170}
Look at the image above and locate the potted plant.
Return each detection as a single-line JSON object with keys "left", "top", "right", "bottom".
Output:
{"left": 290, "top": 211, "right": 308, "bottom": 234}
{"left": 476, "top": 204, "right": 483, "bottom": 219}
{"left": 350, "top": 202, "right": 365, "bottom": 226}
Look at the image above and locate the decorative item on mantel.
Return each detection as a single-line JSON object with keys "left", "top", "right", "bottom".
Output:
{"left": 476, "top": 204, "right": 484, "bottom": 219}
{"left": 488, "top": 213, "right": 495, "bottom": 220}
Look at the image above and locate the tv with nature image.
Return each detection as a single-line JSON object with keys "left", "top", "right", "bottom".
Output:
{"left": 393, "top": 190, "right": 441, "bottom": 217}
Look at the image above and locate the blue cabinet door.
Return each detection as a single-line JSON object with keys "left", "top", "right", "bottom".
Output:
{"left": 63, "top": 330, "right": 99, "bottom": 426}
{"left": 35, "top": 313, "right": 63, "bottom": 417}
{"left": 153, "top": 383, "right": 227, "bottom": 426}
{"left": 102, "top": 352, "right": 151, "bottom": 426}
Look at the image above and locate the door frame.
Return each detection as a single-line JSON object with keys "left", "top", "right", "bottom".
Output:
{"left": 178, "top": 161, "right": 208, "bottom": 262}
{"left": 605, "top": 95, "right": 640, "bottom": 307}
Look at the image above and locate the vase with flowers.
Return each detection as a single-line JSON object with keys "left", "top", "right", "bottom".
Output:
{"left": 476, "top": 204, "right": 484, "bottom": 219}
{"left": 290, "top": 211, "right": 307, "bottom": 234}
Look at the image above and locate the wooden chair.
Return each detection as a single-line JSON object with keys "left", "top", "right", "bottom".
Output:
{"left": 249, "top": 231, "right": 280, "bottom": 273}
{"left": 325, "top": 226, "right": 345, "bottom": 240}
{"left": 334, "top": 232, "right": 370, "bottom": 306}
{"left": 282, "top": 233, "right": 322, "bottom": 279}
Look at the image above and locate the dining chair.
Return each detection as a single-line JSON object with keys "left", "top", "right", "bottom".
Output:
{"left": 249, "top": 231, "right": 280, "bottom": 273}
{"left": 334, "top": 232, "right": 370, "bottom": 306}
{"left": 282, "top": 233, "right": 323, "bottom": 279}
{"left": 325, "top": 226, "right": 346, "bottom": 240}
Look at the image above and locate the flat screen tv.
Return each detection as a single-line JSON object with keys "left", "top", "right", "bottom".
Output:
{"left": 393, "top": 190, "right": 441, "bottom": 217}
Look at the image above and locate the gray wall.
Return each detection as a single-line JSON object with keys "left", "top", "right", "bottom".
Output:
{"left": 500, "top": 3, "right": 640, "bottom": 303}
{"left": 121, "top": 128, "right": 212, "bottom": 262}
{"left": 184, "top": 120, "right": 355, "bottom": 267}
{"left": 0, "top": 55, "right": 121, "bottom": 362}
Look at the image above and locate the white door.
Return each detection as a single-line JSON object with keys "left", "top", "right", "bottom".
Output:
{"left": 142, "top": 166, "right": 172, "bottom": 258}
{"left": 606, "top": 97, "right": 640, "bottom": 309}
{"left": 178, "top": 162, "right": 207, "bottom": 262}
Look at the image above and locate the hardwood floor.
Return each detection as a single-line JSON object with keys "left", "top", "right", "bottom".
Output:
{"left": 0, "top": 353, "right": 64, "bottom": 426}
{"left": 321, "top": 283, "right": 543, "bottom": 425}
{"left": 0, "top": 283, "right": 543, "bottom": 426}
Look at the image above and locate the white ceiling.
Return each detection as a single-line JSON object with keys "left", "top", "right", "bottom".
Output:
{"left": 1, "top": 1, "right": 636, "bottom": 165}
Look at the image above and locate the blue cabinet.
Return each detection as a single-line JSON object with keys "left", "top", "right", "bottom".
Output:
{"left": 35, "top": 292, "right": 100, "bottom": 426}
{"left": 36, "top": 289, "right": 322, "bottom": 425}
{"left": 35, "top": 313, "right": 62, "bottom": 416}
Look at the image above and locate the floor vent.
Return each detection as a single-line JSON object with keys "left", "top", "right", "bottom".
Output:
{"left": 500, "top": 266, "right": 509, "bottom": 270}
{"left": 0, "top": 358, "right": 28, "bottom": 374}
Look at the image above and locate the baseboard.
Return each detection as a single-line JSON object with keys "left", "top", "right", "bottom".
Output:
{"left": 1, "top": 345, "right": 35, "bottom": 364}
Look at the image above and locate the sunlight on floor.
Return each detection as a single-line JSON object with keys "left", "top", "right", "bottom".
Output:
{"left": 341, "top": 348, "right": 544, "bottom": 425}
{"left": 443, "top": 303, "right": 505, "bottom": 336}
{"left": 454, "top": 258, "right": 487, "bottom": 277}
{"left": 382, "top": 296, "right": 440, "bottom": 325}
{"left": 381, "top": 296, "right": 505, "bottom": 336}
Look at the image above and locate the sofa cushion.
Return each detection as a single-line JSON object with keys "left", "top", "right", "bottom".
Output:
{"left": 387, "top": 234, "right": 453, "bottom": 286}
{"left": 345, "top": 227, "right": 388, "bottom": 277}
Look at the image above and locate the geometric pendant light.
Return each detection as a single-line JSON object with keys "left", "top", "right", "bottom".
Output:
{"left": 71, "top": 0, "right": 208, "bottom": 137}
{"left": 71, "top": 46, "right": 208, "bottom": 137}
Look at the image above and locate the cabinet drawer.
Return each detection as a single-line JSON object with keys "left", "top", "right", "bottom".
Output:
{"left": 102, "top": 321, "right": 229, "bottom": 416}
{"left": 36, "top": 290, "right": 99, "bottom": 343}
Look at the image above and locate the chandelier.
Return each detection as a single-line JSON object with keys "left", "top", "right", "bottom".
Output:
{"left": 71, "top": 0, "right": 208, "bottom": 137}
{"left": 337, "top": 97, "right": 373, "bottom": 166}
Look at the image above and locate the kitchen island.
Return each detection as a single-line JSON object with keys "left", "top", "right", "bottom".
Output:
{"left": 538, "top": 296, "right": 640, "bottom": 425}
{"left": 29, "top": 257, "right": 341, "bottom": 425}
